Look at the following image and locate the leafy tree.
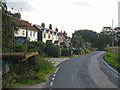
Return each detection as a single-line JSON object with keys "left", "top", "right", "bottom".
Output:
{"left": 72, "top": 30, "right": 98, "bottom": 48}
{"left": 2, "top": 1, "right": 17, "bottom": 52}
{"left": 98, "top": 32, "right": 112, "bottom": 50}
{"left": 71, "top": 35, "right": 84, "bottom": 49}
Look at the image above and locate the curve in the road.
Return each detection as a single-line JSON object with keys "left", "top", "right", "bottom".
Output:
{"left": 46, "top": 51, "right": 118, "bottom": 88}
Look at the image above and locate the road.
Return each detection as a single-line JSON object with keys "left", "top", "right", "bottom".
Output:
{"left": 45, "top": 51, "right": 119, "bottom": 88}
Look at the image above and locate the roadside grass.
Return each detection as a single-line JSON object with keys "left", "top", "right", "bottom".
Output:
{"left": 58, "top": 55, "right": 77, "bottom": 58}
{"left": 2, "top": 55, "right": 55, "bottom": 88}
{"left": 104, "top": 47, "right": 120, "bottom": 72}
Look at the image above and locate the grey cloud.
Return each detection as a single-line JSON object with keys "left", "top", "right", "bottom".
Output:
{"left": 7, "top": 2, "right": 33, "bottom": 11}
{"left": 73, "top": 1, "right": 91, "bottom": 7}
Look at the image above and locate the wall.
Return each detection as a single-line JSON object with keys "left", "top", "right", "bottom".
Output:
{"left": 15, "top": 29, "right": 38, "bottom": 42}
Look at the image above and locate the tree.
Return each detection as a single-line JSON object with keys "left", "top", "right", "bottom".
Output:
{"left": 98, "top": 32, "right": 112, "bottom": 50}
{"left": 72, "top": 30, "right": 99, "bottom": 48}
{"left": 2, "top": 1, "right": 17, "bottom": 52}
{"left": 71, "top": 35, "right": 84, "bottom": 49}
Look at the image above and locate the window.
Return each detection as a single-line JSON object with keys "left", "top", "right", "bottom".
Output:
{"left": 33, "top": 31, "right": 35, "bottom": 37}
{"left": 52, "top": 35, "right": 54, "bottom": 40}
{"left": 30, "top": 31, "right": 32, "bottom": 36}
{"left": 44, "top": 33, "right": 46, "bottom": 38}
{"left": 23, "top": 31, "right": 25, "bottom": 35}
{"left": 48, "top": 34, "right": 50, "bottom": 39}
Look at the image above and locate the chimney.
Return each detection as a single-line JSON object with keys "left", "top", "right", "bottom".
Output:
{"left": 55, "top": 28, "right": 58, "bottom": 32}
{"left": 41, "top": 23, "right": 45, "bottom": 28}
{"left": 49, "top": 24, "right": 52, "bottom": 30}
{"left": 14, "top": 12, "right": 21, "bottom": 19}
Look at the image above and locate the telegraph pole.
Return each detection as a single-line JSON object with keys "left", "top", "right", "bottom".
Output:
{"left": 112, "top": 19, "right": 114, "bottom": 48}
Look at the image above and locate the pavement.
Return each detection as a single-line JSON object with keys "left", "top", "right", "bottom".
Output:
{"left": 46, "top": 58, "right": 70, "bottom": 66}
{"left": 45, "top": 51, "right": 119, "bottom": 88}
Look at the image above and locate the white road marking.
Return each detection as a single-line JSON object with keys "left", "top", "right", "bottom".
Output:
{"left": 55, "top": 67, "right": 60, "bottom": 73}
{"left": 52, "top": 78, "right": 55, "bottom": 81}
{"left": 50, "top": 82, "right": 53, "bottom": 86}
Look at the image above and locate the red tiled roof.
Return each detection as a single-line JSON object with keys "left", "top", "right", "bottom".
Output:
{"left": 12, "top": 18, "right": 38, "bottom": 32}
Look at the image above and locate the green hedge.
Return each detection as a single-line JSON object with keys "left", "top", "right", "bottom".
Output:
{"left": 27, "top": 44, "right": 37, "bottom": 52}
{"left": 13, "top": 44, "right": 25, "bottom": 52}
{"left": 28, "top": 41, "right": 45, "bottom": 54}
{"left": 61, "top": 48, "right": 73, "bottom": 56}
{"left": 47, "top": 45, "right": 60, "bottom": 57}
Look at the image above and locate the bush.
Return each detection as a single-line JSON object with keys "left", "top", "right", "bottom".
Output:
{"left": 29, "top": 41, "right": 45, "bottom": 53}
{"left": 13, "top": 44, "right": 25, "bottom": 52}
{"left": 47, "top": 45, "right": 60, "bottom": 57}
{"left": 61, "top": 48, "right": 73, "bottom": 56}
{"left": 73, "top": 49, "right": 80, "bottom": 55}
{"left": 27, "top": 44, "right": 37, "bottom": 52}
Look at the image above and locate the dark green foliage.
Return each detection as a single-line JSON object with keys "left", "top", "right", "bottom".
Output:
{"left": 28, "top": 41, "right": 45, "bottom": 54}
{"left": 47, "top": 45, "right": 60, "bottom": 57}
{"left": 73, "top": 49, "right": 80, "bottom": 55}
{"left": 72, "top": 30, "right": 98, "bottom": 48}
{"left": 2, "top": 1, "right": 18, "bottom": 52}
{"left": 13, "top": 44, "right": 25, "bottom": 52}
{"left": 3, "top": 55, "right": 55, "bottom": 87}
{"left": 61, "top": 48, "right": 73, "bottom": 56}
{"left": 27, "top": 44, "right": 37, "bottom": 52}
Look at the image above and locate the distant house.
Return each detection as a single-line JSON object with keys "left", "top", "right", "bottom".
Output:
{"left": 13, "top": 17, "right": 38, "bottom": 44}
{"left": 58, "top": 31, "right": 71, "bottom": 45}
{"left": 33, "top": 23, "right": 60, "bottom": 45}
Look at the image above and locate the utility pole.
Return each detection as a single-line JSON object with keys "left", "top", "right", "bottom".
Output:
{"left": 11, "top": 27, "right": 14, "bottom": 55}
{"left": 112, "top": 19, "right": 114, "bottom": 48}
{"left": 25, "top": 26, "right": 28, "bottom": 58}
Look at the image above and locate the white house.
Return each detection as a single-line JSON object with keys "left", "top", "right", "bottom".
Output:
{"left": 13, "top": 18, "right": 38, "bottom": 44}
{"left": 33, "top": 23, "right": 60, "bottom": 45}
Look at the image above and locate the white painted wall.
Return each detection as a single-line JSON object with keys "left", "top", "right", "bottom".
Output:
{"left": 28, "top": 30, "right": 38, "bottom": 41}
{"left": 15, "top": 29, "right": 26, "bottom": 37}
{"left": 15, "top": 29, "right": 38, "bottom": 42}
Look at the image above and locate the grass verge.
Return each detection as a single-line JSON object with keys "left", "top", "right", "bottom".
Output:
{"left": 2, "top": 55, "right": 55, "bottom": 88}
{"left": 104, "top": 47, "right": 120, "bottom": 73}
{"left": 58, "top": 55, "right": 77, "bottom": 58}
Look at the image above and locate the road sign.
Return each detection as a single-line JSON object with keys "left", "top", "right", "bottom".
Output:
{"left": 107, "top": 44, "right": 110, "bottom": 50}
{"left": 66, "top": 43, "right": 70, "bottom": 48}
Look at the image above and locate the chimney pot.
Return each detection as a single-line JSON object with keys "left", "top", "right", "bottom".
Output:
{"left": 49, "top": 24, "right": 52, "bottom": 30}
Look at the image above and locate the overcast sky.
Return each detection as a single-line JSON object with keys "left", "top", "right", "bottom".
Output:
{"left": 6, "top": 0, "right": 119, "bottom": 37}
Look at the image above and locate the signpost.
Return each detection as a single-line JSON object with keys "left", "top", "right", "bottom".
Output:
{"left": 66, "top": 43, "right": 70, "bottom": 50}
{"left": 107, "top": 44, "right": 110, "bottom": 50}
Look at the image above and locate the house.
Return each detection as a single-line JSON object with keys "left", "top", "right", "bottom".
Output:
{"left": 58, "top": 31, "right": 71, "bottom": 46}
{"left": 33, "top": 23, "right": 60, "bottom": 45}
{"left": 12, "top": 16, "right": 38, "bottom": 44}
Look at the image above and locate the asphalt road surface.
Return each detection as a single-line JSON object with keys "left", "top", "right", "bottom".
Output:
{"left": 45, "top": 51, "right": 119, "bottom": 88}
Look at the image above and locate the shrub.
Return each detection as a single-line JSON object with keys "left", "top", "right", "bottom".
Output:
{"left": 13, "top": 44, "right": 25, "bottom": 52}
{"left": 29, "top": 41, "right": 45, "bottom": 53}
{"left": 47, "top": 45, "right": 60, "bottom": 57}
{"left": 73, "top": 49, "right": 80, "bottom": 55}
{"left": 61, "top": 48, "right": 73, "bottom": 56}
{"left": 27, "top": 44, "right": 37, "bottom": 52}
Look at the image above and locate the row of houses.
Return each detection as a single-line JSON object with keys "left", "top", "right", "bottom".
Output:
{"left": 13, "top": 13, "right": 71, "bottom": 46}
